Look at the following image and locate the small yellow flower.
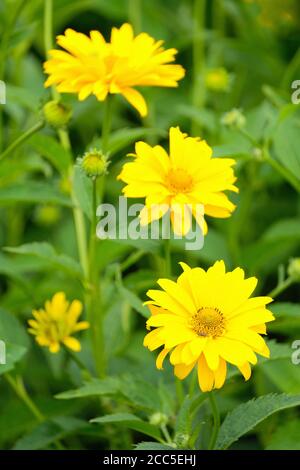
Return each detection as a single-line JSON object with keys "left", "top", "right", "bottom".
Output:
{"left": 44, "top": 23, "right": 185, "bottom": 117}
{"left": 144, "top": 261, "right": 274, "bottom": 392}
{"left": 118, "top": 127, "right": 238, "bottom": 236}
{"left": 28, "top": 292, "right": 89, "bottom": 353}
{"left": 205, "top": 67, "right": 230, "bottom": 92}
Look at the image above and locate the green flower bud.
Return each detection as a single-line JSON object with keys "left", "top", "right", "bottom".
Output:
{"left": 43, "top": 100, "right": 72, "bottom": 128}
{"left": 78, "top": 149, "right": 109, "bottom": 178}
{"left": 221, "top": 108, "right": 246, "bottom": 129}
{"left": 174, "top": 432, "right": 189, "bottom": 449}
{"left": 288, "top": 258, "right": 300, "bottom": 281}
{"left": 149, "top": 412, "right": 169, "bottom": 427}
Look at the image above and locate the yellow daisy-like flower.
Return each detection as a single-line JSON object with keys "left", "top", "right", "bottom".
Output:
{"left": 144, "top": 261, "right": 274, "bottom": 392}
{"left": 28, "top": 292, "right": 89, "bottom": 353}
{"left": 43, "top": 23, "right": 185, "bottom": 117}
{"left": 117, "top": 127, "right": 238, "bottom": 236}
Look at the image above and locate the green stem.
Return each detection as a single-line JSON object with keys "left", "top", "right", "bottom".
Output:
{"left": 263, "top": 148, "right": 300, "bottom": 193}
{"left": 0, "top": 0, "right": 27, "bottom": 152}
{"left": 268, "top": 277, "right": 294, "bottom": 299}
{"left": 5, "top": 373, "right": 44, "bottom": 422}
{"left": 98, "top": 96, "right": 113, "bottom": 205}
{"left": 191, "top": 0, "right": 206, "bottom": 135}
{"left": 44, "top": 0, "right": 59, "bottom": 100}
{"left": 208, "top": 392, "right": 220, "bottom": 450}
{"left": 63, "top": 346, "right": 92, "bottom": 379}
{"left": 128, "top": 0, "right": 142, "bottom": 33}
{"left": 88, "top": 178, "right": 105, "bottom": 378}
{"left": 0, "top": 121, "right": 44, "bottom": 161}
{"left": 120, "top": 249, "right": 145, "bottom": 272}
{"left": 175, "top": 377, "right": 184, "bottom": 407}
{"left": 43, "top": 0, "right": 89, "bottom": 279}
{"left": 160, "top": 424, "right": 173, "bottom": 445}
{"left": 164, "top": 238, "right": 171, "bottom": 277}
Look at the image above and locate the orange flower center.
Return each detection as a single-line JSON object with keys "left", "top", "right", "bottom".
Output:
{"left": 190, "top": 307, "right": 225, "bottom": 338}
{"left": 166, "top": 168, "right": 194, "bottom": 194}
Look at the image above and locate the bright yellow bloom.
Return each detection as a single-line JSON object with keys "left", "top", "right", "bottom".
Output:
{"left": 44, "top": 23, "right": 185, "bottom": 117}
{"left": 28, "top": 292, "right": 89, "bottom": 353}
{"left": 118, "top": 127, "right": 238, "bottom": 236}
{"left": 144, "top": 261, "right": 274, "bottom": 392}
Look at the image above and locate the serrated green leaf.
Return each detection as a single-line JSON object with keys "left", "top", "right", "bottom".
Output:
{"left": 55, "top": 377, "right": 120, "bottom": 399}
{"left": 91, "top": 413, "right": 161, "bottom": 440}
{"left": 216, "top": 393, "right": 300, "bottom": 449}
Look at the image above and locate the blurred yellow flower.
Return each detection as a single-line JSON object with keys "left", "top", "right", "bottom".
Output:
{"left": 144, "top": 261, "right": 274, "bottom": 392}
{"left": 44, "top": 23, "right": 185, "bottom": 117}
{"left": 205, "top": 67, "right": 230, "bottom": 92}
{"left": 118, "top": 127, "right": 237, "bottom": 236}
{"left": 28, "top": 292, "right": 89, "bottom": 353}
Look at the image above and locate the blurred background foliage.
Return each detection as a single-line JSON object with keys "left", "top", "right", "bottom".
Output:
{"left": 0, "top": 0, "right": 300, "bottom": 450}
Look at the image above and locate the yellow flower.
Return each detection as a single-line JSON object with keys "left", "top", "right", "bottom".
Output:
{"left": 144, "top": 261, "right": 274, "bottom": 392}
{"left": 117, "top": 127, "right": 238, "bottom": 236}
{"left": 205, "top": 67, "right": 230, "bottom": 92}
{"left": 28, "top": 292, "right": 89, "bottom": 353}
{"left": 44, "top": 23, "right": 185, "bottom": 117}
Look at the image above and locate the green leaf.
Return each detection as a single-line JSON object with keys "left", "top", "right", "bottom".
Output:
{"left": 273, "top": 115, "right": 300, "bottom": 182}
{"left": 73, "top": 166, "right": 93, "bottom": 220}
{"left": 13, "top": 416, "right": 87, "bottom": 450}
{"left": 91, "top": 413, "right": 161, "bottom": 440}
{"left": 28, "top": 133, "right": 72, "bottom": 175}
{"left": 55, "top": 377, "right": 120, "bottom": 399}
{"left": 4, "top": 242, "right": 83, "bottom": 280}
{"left": 216, "top": 393, "right": 300, "bottom": 449}
{"left": 135, "top": 442, "right": 175, "bottom": 450}
{"left": 117, "top": 284, "right": 149, "bottom": 318}
{"left": 260, "top": 360, "right": 300, "bottom": 394}
{"left": 269, "top": 302, "right": 300, "bottom": 335}
{"left": 0, "top": 181, "right": 72, "bottom": 207}
{"left": 263, "top": 218, "right": 300, "bottom": 241}
{"left": 266, "top": 420, "right": 300, "bottom": 450}
{"left": 0, "top": 308, "right": 29, "bottom": 348}
{"left": 0, "top": 343, "right": 27, "bottom": 376}
{"left": 106, "top": 127, "right": 165, "bottom": 156}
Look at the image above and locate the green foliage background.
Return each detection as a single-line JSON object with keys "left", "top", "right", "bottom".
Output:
{"left": 0, "top": 0, "right": 300, "bottom": 450}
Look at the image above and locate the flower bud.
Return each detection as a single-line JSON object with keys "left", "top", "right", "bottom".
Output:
{"left": 149, "top": 412, "right": 169, "bottom": 427}
{"left": 34, "top": 204, "right": 61, "bottom": 226}
{"left": 221, "top": 108, "right": 246, "bottom": 129}
{"left": 78, "top": 149, "right": 109, "bottom": 178}
{"left": 43, "top": 100, "right": 72, "bottom": 128}
{"left": 174, "top": 432, "right": 189, "bottom": 449}
{"left": 288, "top": 258, "right": 300, "bottom": 281}
{"left": 205, "top": 67, "right": 230, "bottom": 92}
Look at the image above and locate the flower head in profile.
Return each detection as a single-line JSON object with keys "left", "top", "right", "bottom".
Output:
{"left": 44, "top": 23, "right": 185, "bottom": 117}
{"left": 28, "top": 292, "right": 89, "bottom": 353}
{"left": 144, "top": 261, "right": 274, "bottom": 392}
{"left": 118, "top": 127, "right": 238, "bottom": 236}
